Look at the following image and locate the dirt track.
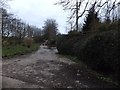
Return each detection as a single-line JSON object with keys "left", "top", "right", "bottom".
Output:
{"left": 2, "top": 46, "right": 118, "bottom": 88}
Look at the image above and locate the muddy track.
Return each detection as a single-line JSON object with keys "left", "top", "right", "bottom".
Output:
{"left": 2, "top": 46, "right": 118, "bottom": 88}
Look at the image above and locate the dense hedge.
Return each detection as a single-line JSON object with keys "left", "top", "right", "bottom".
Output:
{"left": 57, "top": 34, "right": 79, "bottom": 55}
{"left": 56, "top": 30, "right": 119, "bottom": 83}
{"left": 79, "top": 31, "right": 119, "bottom": 78}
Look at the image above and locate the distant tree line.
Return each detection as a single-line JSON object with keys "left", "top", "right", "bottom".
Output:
{"left": 1, "top": 8, "right": 58, "bottom": 47}
{"left": 1, "top": 8, "right": 40, "bottom": 45}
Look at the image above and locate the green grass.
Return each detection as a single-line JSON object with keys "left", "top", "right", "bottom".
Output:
{"left": 0, "top": 48, "right": 1, "bottom": 56}
{"left": 89, "top": 70, "right": 119, "bottom": 86}
{"left": 65, "top": 55, "right": 87, "bottom": 68}
{"left": 2, "top": 44, "right": 40, "bottom": 58}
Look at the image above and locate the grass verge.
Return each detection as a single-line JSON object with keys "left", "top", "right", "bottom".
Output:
{"left": 65, "top": 55, "right": 119, "bottom": 86}
{"left": 2, "top": 44, "right": 40, "bottom": 58}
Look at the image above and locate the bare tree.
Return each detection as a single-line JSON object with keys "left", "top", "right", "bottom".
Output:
{"left": 55, "top": 0, "right": 119, "bottom": 31}
{"left": 1, "top": 8, "right": 42, "bottom": 45}
{"left": 0, "top": 0, "right": 12, "bottom": 8}
{"left": 117, "top": 1, "right": 120, "bottom": 20}
{"left": 1, "top": 8, "right": 12, "bottom": 39}
{"left": 42, "top": 19, "right": 58, "bottom": 41}
{"left": 55, "top": 0, "right": 87, "bottom": 31}
{"left": 0, "top": 8, "right": 1, "bottom": 56}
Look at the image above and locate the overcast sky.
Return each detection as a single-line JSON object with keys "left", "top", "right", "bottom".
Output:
{"left": 7, "top": 0, "right": 69, "bottom": 34}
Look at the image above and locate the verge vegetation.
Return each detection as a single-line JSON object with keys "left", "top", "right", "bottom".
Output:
{"left": 2, "top": 43, "right": 39, "bottom": 58}
{"left": 57, "top": 29, "right": 119, "bottom": 86}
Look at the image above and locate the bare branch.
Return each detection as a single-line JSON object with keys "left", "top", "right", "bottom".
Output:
{"left": 78, "top": 0, "right": 89, "bottom": 18}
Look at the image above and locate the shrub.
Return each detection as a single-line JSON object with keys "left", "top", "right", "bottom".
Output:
{"left": 57, "top": 32, "right": 94, "bottom": 55}
{"left": 47, "top": 39, "right": 56, "bottom": 47}
{"left": 79, "top": 30, "right": 119, "bottom": 82}
{"left": 57, "top": 33, "right": 84, "bottom": 55}
{"left": 57, "top": 30, "right": 120, "bottom": 83}
{"left": 24, "top": 37, "right": 33, "bottom": 48}
{"left": 56, "top": 35, "right": 68, "bottom": 54}
{"left": 2, "top": 41, "right": 10, "bottom": 47}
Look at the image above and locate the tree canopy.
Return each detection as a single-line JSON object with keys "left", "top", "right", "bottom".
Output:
{"left": 42, "top": 19, "right": 58, "bottom": 41}
{"left": 56, "top": 0, "right": 120, "bottom": 31}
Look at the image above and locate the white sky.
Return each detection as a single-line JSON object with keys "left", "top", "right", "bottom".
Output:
{"left": 7, "top": 0, "right": 69, "bottom": 34}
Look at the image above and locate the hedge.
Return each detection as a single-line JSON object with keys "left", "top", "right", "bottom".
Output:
{"left": 56, "top": 30, "right": 119, "bottom": 84}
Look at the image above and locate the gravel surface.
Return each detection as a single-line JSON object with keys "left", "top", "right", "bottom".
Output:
{"left": 2, "top": 46, "right": 118, "bottom": 88}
